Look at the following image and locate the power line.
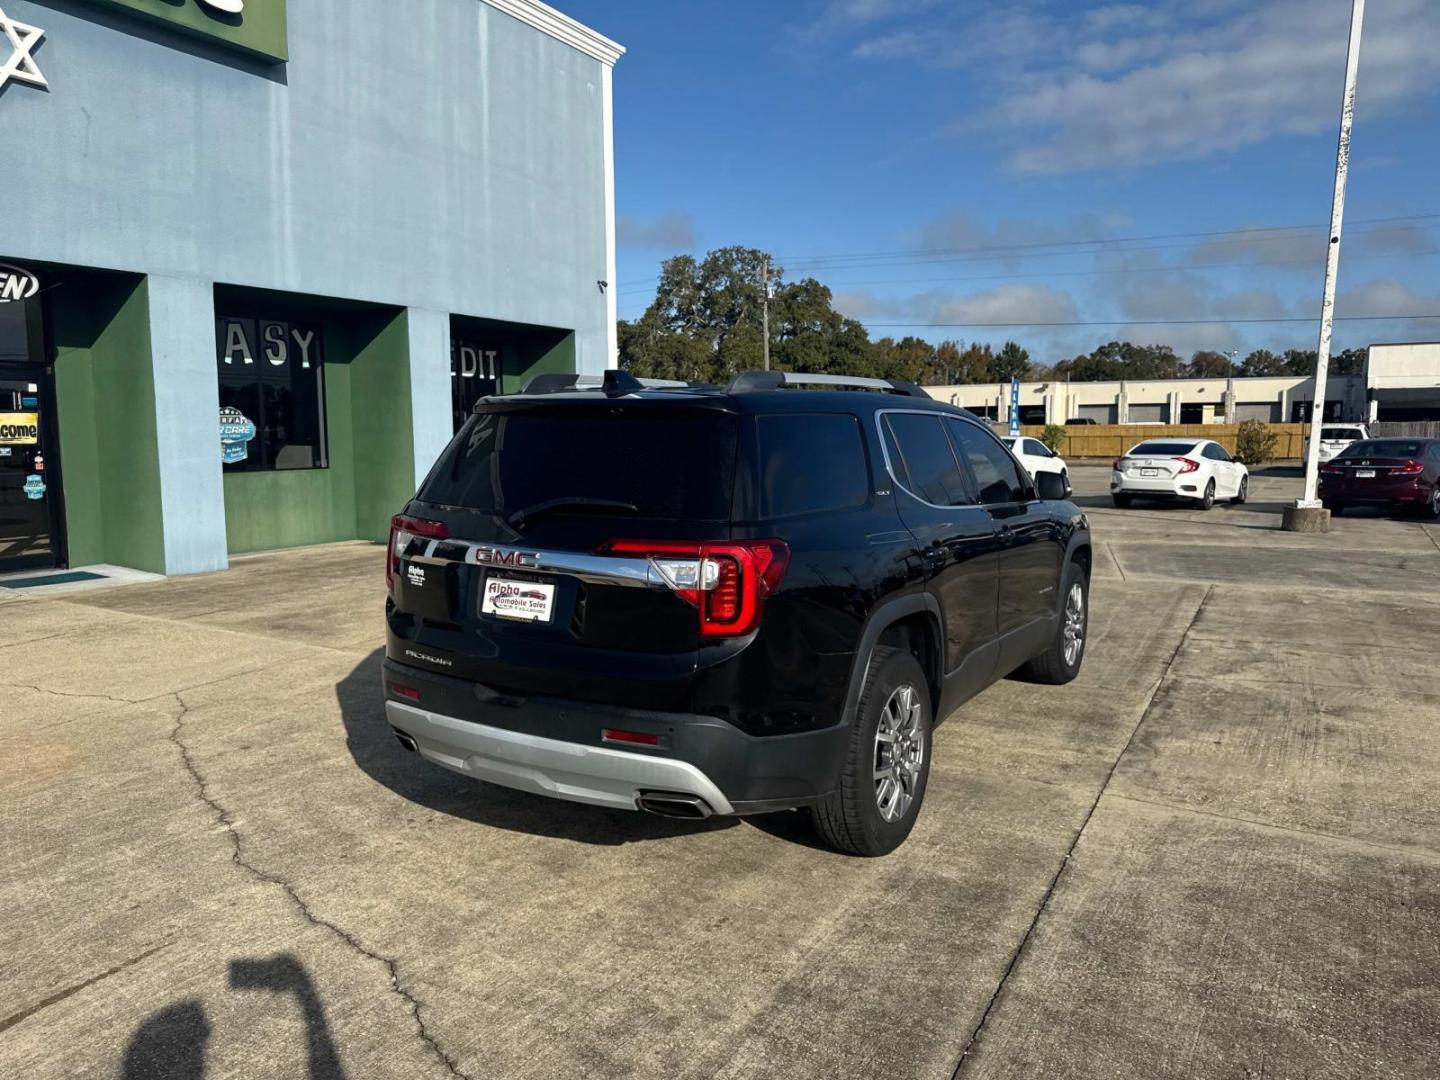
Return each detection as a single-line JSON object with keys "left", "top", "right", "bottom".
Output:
{"left": 617, "top": 246, "right": 1439, "bottom": 297}
{"left": 771, "top": 211, "right": 1440, "bottom": 264}
{"left": 860, "top": 314, "right": 1440, "bottom": 329}
{"left": 613, "top": 211, "right": 1440, "bottom": 290}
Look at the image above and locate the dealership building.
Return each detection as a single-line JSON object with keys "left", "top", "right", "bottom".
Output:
{"left": 0, "top": 0, "right": 621, "bottom": 576}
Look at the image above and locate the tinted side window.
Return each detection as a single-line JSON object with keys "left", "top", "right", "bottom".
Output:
{"left": 1023, "top": 439, "right": 1048, "bottom": 456}
{"left": 757, "top": 413, "right": 869, "bottom": 517}
{"left": 948, "top": 420, "right": 1030, "bottom": 505}
{"left": 884, "top": 413, "right": 972, "bottom": 506}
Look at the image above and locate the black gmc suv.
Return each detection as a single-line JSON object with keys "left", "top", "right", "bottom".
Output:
{"left": 383, "top": 370, "right": 1091, "bottom": 855}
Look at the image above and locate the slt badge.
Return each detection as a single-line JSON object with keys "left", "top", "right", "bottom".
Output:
{"left": 0, "top": 6, "right": 46, "bottom": 93}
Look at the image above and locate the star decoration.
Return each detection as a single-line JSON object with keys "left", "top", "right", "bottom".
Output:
{"left": 0, "top": 6, "right": 46, "bottom": 93}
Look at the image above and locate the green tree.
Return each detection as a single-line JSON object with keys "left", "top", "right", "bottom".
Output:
{"left": 1039, "top": 424, "right": 1067, "bottom": 453}
{"left": 1332, "top": 347, "right": 1367, "bottom": 375}
{"left": 1188, "top": 350, "right": 1235, "bottom": 378}
{"left": 932, "top": 341, "right": 994, "bottom": 384}
{"left": 1239, "top": 349, "right": 1285, "bottom": 377}
{"left": 1282, "top": 349, "right": 1319, "bottom": 376}
{"left": 619, "top": 247, "right": 875, "bottom": 384}
{"left": 992, "top": 340, "right": 1032, "bottom": 381}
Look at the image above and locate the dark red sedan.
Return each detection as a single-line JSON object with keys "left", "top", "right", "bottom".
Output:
{"left": 1320, "top": 437, "right": 1440, "bottom": 517}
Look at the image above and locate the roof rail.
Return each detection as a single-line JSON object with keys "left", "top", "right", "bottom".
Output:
{"left": 518, "top": 370, "right": 690, "bottom": 396}
{"left": 724, "top": 370, "right": 931, "bottom": 399}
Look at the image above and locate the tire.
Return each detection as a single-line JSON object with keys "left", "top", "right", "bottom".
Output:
{"left": 1198, "top": 480, "right": 1215, "bottom": 510}
{"left": 1112, "top": 493, "right": 1133, "bottom": 508}
{"left": 1231, "top": 476, "right": 1248, "bottom": 505}
{"left": 1424, "top": 485, "right": 1440, "bottom": 521}
{"left": 810, "top": 647, "right": 932, "bottom": 857}
{"left": 1018, "top": 561, "right": 1088, "bottom": 685}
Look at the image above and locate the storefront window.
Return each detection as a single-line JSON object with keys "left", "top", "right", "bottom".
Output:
{"left": 216, "top": 317, "right": 327, "bottom": 471}
{"left": 451, "top": 338, "right": 500, "bottom": 432}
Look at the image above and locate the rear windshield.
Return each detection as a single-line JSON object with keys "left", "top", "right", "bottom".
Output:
{"left": 1128, "top": 441, "right": 1197, "bottom": 456}
{"left": 420, "top": 406, "right": 738, "bottom": 521}
{"left": 1338, "top": 439, "right": 1424, "bottom": 459}
{"left": 1322, "top": 427, "right": 1365, "bottom": 440}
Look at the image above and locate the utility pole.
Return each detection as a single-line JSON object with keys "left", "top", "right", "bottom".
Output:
{"left": 761, "top": 257, "right": 771, "bottom": 371}
{"left": 1287, "top": 0, "right": 1364, "bottom": 533}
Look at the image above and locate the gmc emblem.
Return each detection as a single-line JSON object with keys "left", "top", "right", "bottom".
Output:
{"left": 473, "top": 546, "right": 540, "bottom": 569}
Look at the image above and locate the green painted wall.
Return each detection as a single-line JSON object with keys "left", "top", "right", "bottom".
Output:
{"left": 51, "top": 274, "right": 166, "bottom": 572}
{"left": 501, "top": 330, "right": 577, "bottom": 393}
{"left": 81, "top": 0, "right": 289, "bottom": 63}
{"left": 221, "top": 303, "right": 413, "bottom": 553}
{"left": 223, "top": 362, "right": 356, "bottom": 553}
{"left": 351, "top": 311, "right": 416, "bottom": 542}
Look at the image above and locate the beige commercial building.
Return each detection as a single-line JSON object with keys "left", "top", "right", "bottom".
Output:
{"left": 929, "top": 341, "right": 1440, "bottom": 426}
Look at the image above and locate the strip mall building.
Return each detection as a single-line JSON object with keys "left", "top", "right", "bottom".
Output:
{"left": 0, "top": 0, "right": 621, "bottom": 575}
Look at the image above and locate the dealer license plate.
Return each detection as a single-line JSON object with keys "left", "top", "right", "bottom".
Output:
{"left": 481, "top": 576, "right": 556, "bottom": 623}
{"left": 1140, "top": 467, "right": 1159, "bottom": 477}
{"left": 1355, "top": 469, "right": 1376, "bottom": 479}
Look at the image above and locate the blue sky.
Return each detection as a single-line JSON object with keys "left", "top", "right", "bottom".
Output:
{"left": 562, "top": 0, "right": 1440, "bottom": 365}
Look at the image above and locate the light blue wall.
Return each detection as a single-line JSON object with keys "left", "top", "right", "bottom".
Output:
{"left": 146, "top": 274, "right": 228, "bottom": 574}
{"left": 405, "top": 307, "right": 455, "bottom": 489}
{"left": 4, "top": 0, "right": 614, "bottom": 571}
{"left": 5, "top": 1, "right": 611, "bottom": 367}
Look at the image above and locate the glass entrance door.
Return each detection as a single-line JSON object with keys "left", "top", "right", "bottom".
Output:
{"left": 0, "top": 292, "right": 63, "bottom": 573}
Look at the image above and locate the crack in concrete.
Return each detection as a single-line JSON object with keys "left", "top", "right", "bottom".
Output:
{"left": 1422, "top": 525, "right": 1440, "bottom": 556}
{"left": 949, "top": 584, "right": 1214, "bottom": 1079}
{"left": 1105, "top": 541, "right": 1127, "bottom": 582}
{"left": 0, "top": 942, "right": 172, "bottom": 1035}
{"left": 1103, "top": 792, "right": 1440, "bottom": 867}
{"left": 165, "top": 690, "right": 474, "bottom": 1080}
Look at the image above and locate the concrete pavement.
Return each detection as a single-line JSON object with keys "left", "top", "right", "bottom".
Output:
{"left": 2, "top": 466, "right": 1438, "bottom": 1078}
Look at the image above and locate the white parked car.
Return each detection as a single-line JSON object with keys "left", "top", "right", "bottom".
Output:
{"left": 1111, "top": 438, "right": 1248, "bottom": 510}
{"left": 1001, "top": 436, "right": 1069, "bottom": 490}
{"left": 1308, "top": 423, "right": 1368, "bottom": 463}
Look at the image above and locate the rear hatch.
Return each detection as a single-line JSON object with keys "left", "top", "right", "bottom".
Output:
{"left": 387, "top": 396, "right": 741, "bottom": 707}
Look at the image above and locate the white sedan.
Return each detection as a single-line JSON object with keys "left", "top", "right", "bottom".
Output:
{"left": 1111, "top": 438, "right": 1248, "bottom": 510}
{"left": 1001, "top": 436, "right": 1069, "bottom": 491}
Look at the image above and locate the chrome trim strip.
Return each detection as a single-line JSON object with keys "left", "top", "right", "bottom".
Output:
{"left": 418, "top": 537, "right": 662, "bottom": 589}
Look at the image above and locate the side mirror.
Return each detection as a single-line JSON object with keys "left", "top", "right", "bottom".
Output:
{"left": 1035, "top": 470, "right": 1068, "bottom": 501}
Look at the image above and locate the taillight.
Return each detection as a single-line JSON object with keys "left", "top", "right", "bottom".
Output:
{"left": 1393, "top": 460, "right": 1424, "bottom": 475}
{"left": 1112, "top": 457, "right": 1126, "bottom": 470}
{"left": 1320, "top": 463, "right": 1342, "bottom": 474}
{"left": 601, "top": 539, "right": 790, "bottom": 637}
{"left": 1175, "top": 457, "right": 1200, "bottom": 474}
{"left": 387, "top": 514, "right": 449, "bottom": 592}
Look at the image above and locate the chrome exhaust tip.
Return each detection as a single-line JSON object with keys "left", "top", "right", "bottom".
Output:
{"left": 636, "top": 792, "right": 713, "bottom": 819}
{"left": 392, "top": 728, "right": 419, "bottom": 753}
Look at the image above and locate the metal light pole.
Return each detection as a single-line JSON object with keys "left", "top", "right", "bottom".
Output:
{"left": 1288, "top": 0, "right": 1364, "bottom": 531}
{"left": 760, "top": 257, "right": 771, "bottom": 371}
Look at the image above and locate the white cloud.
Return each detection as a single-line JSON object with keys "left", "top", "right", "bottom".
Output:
{"left": 833, "top": 282, "right": 1079, "bottom": 326}
{"left": 617, "top": 211, "right": 697, "bottom": 251}
{"left": 844, "top": 0, "right": 1440, "bottom": 173}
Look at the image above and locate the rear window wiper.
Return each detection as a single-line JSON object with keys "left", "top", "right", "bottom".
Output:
{"left": 506, "top": 497, "right": 639, "bottom": 527}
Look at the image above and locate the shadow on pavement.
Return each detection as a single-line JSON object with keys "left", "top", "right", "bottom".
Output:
{"left": 336, "top": 648, "right": 737, "bottom": 845}
{"left": 123, "top": 1001, "right": 209, "bottom": 1080}
{"left": 122, "top": 955, "right": 345, "bottom": 1080}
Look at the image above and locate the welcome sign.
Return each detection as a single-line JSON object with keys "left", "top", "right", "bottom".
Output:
{"left": 82, "top": 0, "right": 287, "bottom": 63}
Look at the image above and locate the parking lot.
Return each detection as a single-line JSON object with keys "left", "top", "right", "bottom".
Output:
{"left": 3, "top": 462, "right": 1440, "bottom": 1079}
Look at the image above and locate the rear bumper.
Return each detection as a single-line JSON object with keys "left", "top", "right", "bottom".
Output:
{"left": 1320, "top": 478, "right": 1429, "bottom": 504}
{"left": 1111, "top": 473, "right": 1202, "bottom": 497}
{"left": 382, "top": 659, "right": 847, "bottom": 814}
{"left": 386, "top": 699, "right": 738, "bottom": 814}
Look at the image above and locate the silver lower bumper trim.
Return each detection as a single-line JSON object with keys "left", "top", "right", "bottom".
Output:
{"left": 384, "top": 700, "right": 735, "bottom": 815}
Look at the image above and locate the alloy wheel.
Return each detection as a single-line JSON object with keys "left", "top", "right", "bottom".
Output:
{"left": 1063, "top": 582, "right": 1086, "bottom": 667}
{"left": 873, "top": 685, "right": 925, "bottom": 823}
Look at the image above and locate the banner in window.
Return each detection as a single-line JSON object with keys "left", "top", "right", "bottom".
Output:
{"left": 216, "top": 317, "right": 327, "bottom": 472}
{"left": 0, "top": 412, "right": 40, "bottom": 444}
